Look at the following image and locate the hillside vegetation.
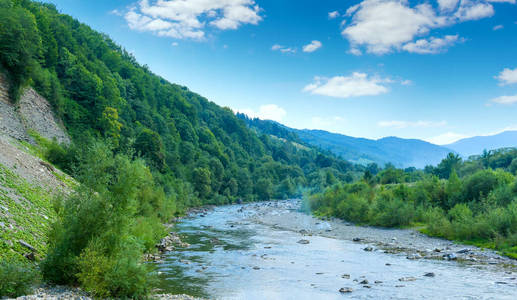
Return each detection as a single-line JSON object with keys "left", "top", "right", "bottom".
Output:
{"left": 307, "top": 149, "right": 517, "bottom": 258}
{"left": 0, "top": 0, "right": 360, "bottom": 297}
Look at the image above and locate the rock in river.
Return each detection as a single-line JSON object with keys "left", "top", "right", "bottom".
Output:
{"left": 399, "top": 277, "right": 417, "bottom": 282}
{"left": 339, "top": 287, "right": 353, "bottom": 293}
{"left": 424, "top": 272, "right": 435, "bottom": 277}
{"left": 363, "top": 246, "right": 373, "bottom": 252}
{"left": 297, "top": 239, "right": 310, "bottom": 244}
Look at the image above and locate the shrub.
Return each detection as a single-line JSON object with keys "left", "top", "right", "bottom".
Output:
{"left": 0, "top": 259, "right": 39, "bottom": 298}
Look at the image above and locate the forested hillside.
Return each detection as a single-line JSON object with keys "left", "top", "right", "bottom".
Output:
{"left": 0, "top": 0, "right": 359, "bottom": 206}
{"left": 236, "top": 114, "right": 453, "bottom": 168}
{"left": 0, "top": 0, "right": 365, "bottom": 297}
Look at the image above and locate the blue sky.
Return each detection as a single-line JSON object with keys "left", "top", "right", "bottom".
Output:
{"left": 43, "top": 0, "right": 517, "bottom": 144}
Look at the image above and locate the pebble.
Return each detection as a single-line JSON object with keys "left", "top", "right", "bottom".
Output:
{"left": 399, "top": 277, "right": 417, "bottom": 282}
{"left": 363, "top": 246, "right": 374, "bottom": 252}
{"left": 424, "top": 272, "right": 435, "bottom": 277}
{"left": 342, "top": 274, "right": 350, "bottom": 279}
{"left": 297, "top": 239, "right": 310, "bottom": 244}
{"left": 339, "top": 287, "right": 353, "bottom": 293}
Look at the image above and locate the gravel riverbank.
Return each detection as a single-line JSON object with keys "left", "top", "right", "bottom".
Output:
{"left": 248, "top": 200, "right": 517, "bottom": 269}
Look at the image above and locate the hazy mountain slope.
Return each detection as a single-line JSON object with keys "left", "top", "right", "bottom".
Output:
{"left": 236, "top": 116, "right": 453, "bottom": 168}
{"left": 295, "top": 130, "right": 453, "bottom": 168}
{"left": 446, "top": 131, "right": 517, "bottom": 157}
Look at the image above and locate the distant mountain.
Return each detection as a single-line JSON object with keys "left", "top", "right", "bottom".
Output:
{"left": 236, "top": 115, "right": 453, "bottom": 168}
{"left": 445, "top": 131, "right": 517, "bottom": 157}
{"left": 293, "top": 129, "right": 453, "bottom": 168}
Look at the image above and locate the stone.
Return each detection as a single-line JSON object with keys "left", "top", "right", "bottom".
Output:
{"left": 374, "top": 280, "right": 383, "bottom": 284}
{"left": 19, "top": 239, "right": 36, "bottom": 252}
{"left": 406, "top": 253, "right": 422, "bottom": 260}
{"left": 359, "top": 279, "right": 369, "bottom": 285}
{"left": 443, "top": 253, "right": 457, "bottom": 261}
{"left": 339, "top": 287, "right": 353, "bottom": 293}
{"left": 341, "top": 274, "right": 350, "bottom": 279}
{"left": 297, "top": 239, "right": 310, "bottom": 244}
{"left": 23, "top": 252, "right": 36, "bottom": 261}
{"left": 363, "top": 246, "right": 373, "bottom": 252}
{"left": 456, "top": 248, "right": 470, "bottom": 254}
{"left": 253, "top": 266, "right": 260, "bottom": 270}
{"left": 352, "top": 237, "right": 362, "bottom": 242}
{"left": 424, "top": 272, "right": 435, "bottom": 277}
{"left": 399, "top": 277, "right": 417, "bottom": 282}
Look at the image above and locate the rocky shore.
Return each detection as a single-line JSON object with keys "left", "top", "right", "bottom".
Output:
{"left": 248, "top": 200, "right": 517, "bottom": 269}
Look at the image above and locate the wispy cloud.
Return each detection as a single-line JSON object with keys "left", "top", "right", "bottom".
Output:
{"left": 271, "top": 44, "right": 296, "bottom": 53}
{"left": 490, "top": 94, "right": 517, "bottom": 105}
{"left": 402, "top": 35, "right": 462, "bottom": 54}
{"left": 303, "top": 72, "right": 408, "bottom": 99}
{"left": 303, "top": 72, "right": 392, "bottom": 99}
{"left": 493, "top": 24, "right": 504, "bottom": 30}
{"left": 302, "top": 40, "right": 322, "bottom": 53}
{"left": 328, "top": 11, "right": 340, "bottom": 19}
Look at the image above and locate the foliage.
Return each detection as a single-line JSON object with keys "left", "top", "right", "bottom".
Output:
{"left": 0, "top": 0, "right": 359, "bottom": 209}
{"left": 0, "top": 259, "right": 39, "bottom": 298}
{"left": 307, "top": 151, "right": 517, "bottom": 257}
{"left": 41, "top": 141, "right": 170, "bottom": 298}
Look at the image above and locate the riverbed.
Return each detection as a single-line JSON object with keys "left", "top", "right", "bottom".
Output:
{"left": 156, "top": 200, "right": 517, "bottom": 299}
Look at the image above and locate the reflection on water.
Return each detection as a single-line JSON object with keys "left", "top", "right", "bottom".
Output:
{"left": 156, "top": 202, "right": 517, "bottom": 300}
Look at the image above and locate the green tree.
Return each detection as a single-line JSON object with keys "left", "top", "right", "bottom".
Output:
{"left": 192, "top": 167, "right": 212, "bottom": 199}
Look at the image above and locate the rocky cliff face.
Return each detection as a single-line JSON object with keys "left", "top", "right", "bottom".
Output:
{"left": 0, "top": 73, "right": 70, "bottom": 145}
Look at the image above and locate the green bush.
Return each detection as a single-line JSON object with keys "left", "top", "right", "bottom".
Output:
{"left": 42, "top": 141, "right": 169, "bottom": 298}
{"left": 0, "top": 259, "right": 39, "bottom": 298}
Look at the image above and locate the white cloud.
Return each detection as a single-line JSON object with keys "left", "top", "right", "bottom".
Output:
{"left": 110, "top": 9, "right": 123, "bottom": 16}
{"left": 454, "top": 2, "right": 494, "bottom": 21}
{"left": 302, "top": 40, "right": 322, "bottom": 53}
{"left": 271, "top": 44, "right": 296, "bottom": 53}
{"left": 303, "top": 72, "right": 392, "bottom": 99}
{"left": 340, "top": 0, "right": 503, "bottom": 55}
{"left": 491, "top": 94, "right": 517, "bottom": 105}
{"left": 378, "top": 120, "right": 447, "bottom": 129}
{"left": 438, "top": 0, "right": 459, "bottom": 11}
{"left": 124, "top": 0, "right": 262, "bottom": 40}
{"left": 349, "top": 48, "right": 362, "bottom": 55}
{"left": 496, "top": 68, "right": 517, "bottom": 85}
{"left": 237, "top": 104, "right": 286, "bottom": 122}
{"left": 426, "top": 132, "right": 470, "bottom": 145}
{"left": 402, "top": 35, "right": 461, "bottom": 54}
{"left": 493, "top": 24, "right": 504, "bottom": 30}
{"left": 342, "top": 0, "right": 447, "bottom": 54}
{"left": 328, "top": 11, "right": 340, "bottom": 19}
{"left": 171, "top": 42, "right": 179, "bottom": 46}
{"left": 487, "top": 0, "right": 515, "bottom": 3}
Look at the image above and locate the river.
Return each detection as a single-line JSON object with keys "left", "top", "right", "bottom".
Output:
{"left": 155, "top": 200, "right": 517, "bottom": 299}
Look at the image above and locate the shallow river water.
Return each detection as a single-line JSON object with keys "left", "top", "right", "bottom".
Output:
{"left": 156, "top": 201, "right": 517, "bottom": 300}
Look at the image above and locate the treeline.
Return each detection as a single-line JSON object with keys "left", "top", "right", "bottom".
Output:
{"left": 307, "top": 148, "right": 517, "bottom": 258}
{"left": 0, "top": 0, "right": 358, "bottom": 206}
{"left": 0, "top": 0, "right": 362, "bottom": 297}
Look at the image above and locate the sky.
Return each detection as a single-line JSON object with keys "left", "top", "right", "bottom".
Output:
{"left": 43, "top": 0, "right": 517, "bottom": 145}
